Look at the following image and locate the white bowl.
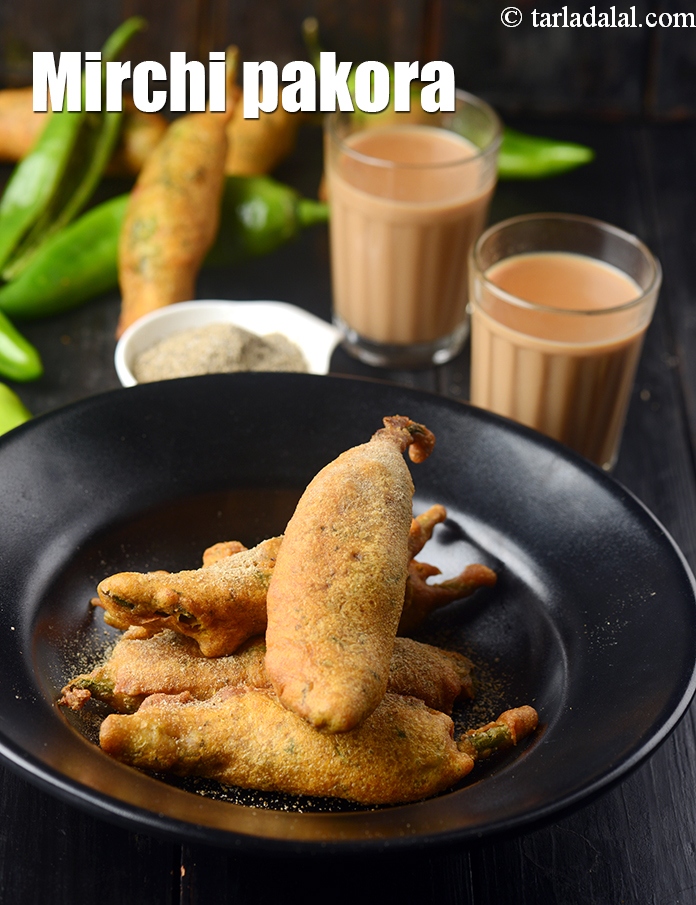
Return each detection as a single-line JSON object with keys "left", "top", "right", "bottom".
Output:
{"left": 114, "top": 300, "right": 341, "bottom": 386}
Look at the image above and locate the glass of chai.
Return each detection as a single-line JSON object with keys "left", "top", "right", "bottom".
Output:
{"left": 325, "top": 90, "right": 501, "bottom": 368}
{"left": 469, "top": 213, "right": 662, "bottom": 470}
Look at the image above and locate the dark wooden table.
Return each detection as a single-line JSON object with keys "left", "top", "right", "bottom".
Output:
{"left": 2, "top": 117, "right": 696, "bottom": 904}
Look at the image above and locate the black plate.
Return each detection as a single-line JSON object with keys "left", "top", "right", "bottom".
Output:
{"left": 0, "top": 373, "right": 695, "bottom": 853}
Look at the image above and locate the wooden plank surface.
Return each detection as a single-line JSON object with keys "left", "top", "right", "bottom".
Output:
{"left": 650, "top": 0, "right": 696, "bottom": 118}
{"left": 1, "top": 0, "right": 695, "bottom": 118}
{"left": 442, "top": 1, "right": 651, "bottom": 118}
{"left": 0, "top": 766, "right": 179, "bottom": 903}
{"left": 640, "top": 124, "right": 696, "bottom": 454}
{"left": 468, "top": 118, "right": 696, "bottom": 905}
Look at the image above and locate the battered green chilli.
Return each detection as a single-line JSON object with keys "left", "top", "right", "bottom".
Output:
{"left": 96, "top": 537, "right": 282, "bottom": 658}
{"left": 92, "top": 506, "right": 496, "bottom": 658}
{"left": 265, "top": 416, "right": 438, "bottom": 734}
{"left": 98, "top": 689, "right": 539, "bottom": 806}
{"left": 59, "top": 631, "right": 475, "bottom": 716}
{"left": 61, "top": 416, "right": 539, "bottom": 806}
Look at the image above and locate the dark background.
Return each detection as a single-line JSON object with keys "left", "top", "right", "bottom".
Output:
{"left": 1, "top": 0, "right": 694, "bottom": 120}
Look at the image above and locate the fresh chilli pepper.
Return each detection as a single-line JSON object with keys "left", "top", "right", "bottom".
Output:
{"left": 207, "top": 175, "right": 329, "bottom": 265}
{"left": 497, "top": 127, "right": 595, "bottom": 179}
{"left": 0, "top": 195, "right": 127, "bottom": 320}
{"left": 0, "top": 382, "right": 32, "bottom": 435}
{"left": 0, "top": 309, "right": 42, "bottom": 381}
{"left": 0, "top": 16, "right": 145, "bottom": 279}
{"left": 0, "top": 177, "right": 328, "bottom": 320}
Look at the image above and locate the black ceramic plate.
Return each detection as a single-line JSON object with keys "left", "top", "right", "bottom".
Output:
{"left": 0, "top": 373, "right": 695, "bottom": 853}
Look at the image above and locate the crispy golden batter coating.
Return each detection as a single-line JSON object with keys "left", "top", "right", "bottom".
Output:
{"left": 204, "top": 504, "right": 447, "bottom": 571}
{"left": 387, "top": 637, "right": 474, "bottom": 713}
{"left": 59, "top": 631, "right": 475, "bottom": 715}
{"left": 408, "top": 504, "right": 447, "bottom": 557}
{"left": 95, "top": 537, "right": 281, "bottom": 657}
{"left": 265, "top": 417, "right": 436, "bottom": 733}
{"left": 400, "top": 561, "right": 497, "bottom": 635}
{"left": 201, "top": 540, "right": 248, "bottom": 566}
{"left": 458, "top": 705, "right": 539, "bottom": 760}
{"left": 116, "top": 52, "right": 238, "bottom": 336}
{"left": 99, "top": 689, "right": 537, "bottom": 805}
{"left": 62, "top": 412, "right": 539, "bottom": 807}
{"left": 93, "top": 505, "right": 495, "bottom": 658}
{"left": 59, "top": 632, "right": 266, "bottom": 712}
{"left": 99, "top": 688, "right": 470, "bottom": 804}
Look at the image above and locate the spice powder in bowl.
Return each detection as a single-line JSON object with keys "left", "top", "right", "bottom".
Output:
{"left": 132, "top": 322, "right": 309, "bottom": 383}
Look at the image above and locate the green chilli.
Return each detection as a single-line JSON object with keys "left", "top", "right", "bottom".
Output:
{"left": 498, "top": 127, "right": 595, "bottom": 180}
{"left": 0, "top": 176, "right": 328, "bottom": 320}
{"left": 0, "top": 382, "right": 32, "bottom": 434}
{"left": 0, "top": 312, "right": 42, "bottom": 382}
{"left": 0, "top": 16, "right": 145, "bottom": 279}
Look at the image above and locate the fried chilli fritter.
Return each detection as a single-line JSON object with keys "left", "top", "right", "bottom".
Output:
{"left": 59, "top": 631, "right": 266, "bottom": 712}
{"left": 265, "top": 416, "right": 436, "bottom": 733}
{"left": 95, "top": 536, "right": 281, "bottom": 657}
{"left": 199, "top": 504, "right": 449, "bottom": 569}
{"left": 93, "top": 505, "right": 496, "bottom": 657}
{"left": 388, "top": 637, "right": 475, "bottom": 713}
{"left": 201, "top": 540, "right": 248, "bottom": 566}
{"left": 59, "top": 631, "right": 475, "bottom": 716}
{"left": 400, "top": 560, "right": 497, "bottom": 635}
{"left": 99, "top": 687, "right": 537, "bottom": 805}
{"left": 408, "top": 504, "right": 446, "bottom": 557}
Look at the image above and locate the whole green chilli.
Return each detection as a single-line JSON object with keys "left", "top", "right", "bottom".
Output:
{"left": 0, "top": 195, "right": 128, "bottom": 320}
{"left": 0, "top": 382, "right": 32, "bottom": 435}
{"left": 0, "top": 176, "right": 329, "bottom": 321}
{"left": 0, "top": 16, "right": 145, "bottom": 279}
{"left": 498, "top": 127, "right": 595, "bottom": 180}
{"left": 207, "top": 175, "right": 329, "bottom": 265}
{"left": 0, "top": 309, "right": 42, "bottom": 381}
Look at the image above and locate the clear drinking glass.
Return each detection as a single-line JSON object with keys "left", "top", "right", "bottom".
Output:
{"left": 469, "top": 213, "right": 662, "bottom": 470}
{"left": 325, "top": 90, "right": 501, "bottom": 368}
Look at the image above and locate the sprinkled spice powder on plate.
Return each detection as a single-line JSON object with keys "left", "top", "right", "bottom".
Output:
{"left": 133, "top": 322, "right": 309, "bottom": 383}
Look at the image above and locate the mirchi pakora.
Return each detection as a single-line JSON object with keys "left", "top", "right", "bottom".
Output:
{"left": 401, "top": 560, "right": 497, "bottom": 635}
{"left": 99, "top": 687, "right": 538, "bottom": 806}
{"left": 93, "top": 504, "right": 496, "bottom": 657}
{"left": 116, "top": 50, "right": 238, "bottom": 336}
{"left": 59, "top": 630, "right": 267, "bottom": 712}
{"left": 59, "top": 630, "right": 475, "bottom": 716}
{"left": 59, "top": 412, "right": 539, "bottom": 809}
{"left": 265, "top": 416, "right": 436, "bottom": 733}
{"left": 95, "top": 536, "right": 281, "bottom": 657}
